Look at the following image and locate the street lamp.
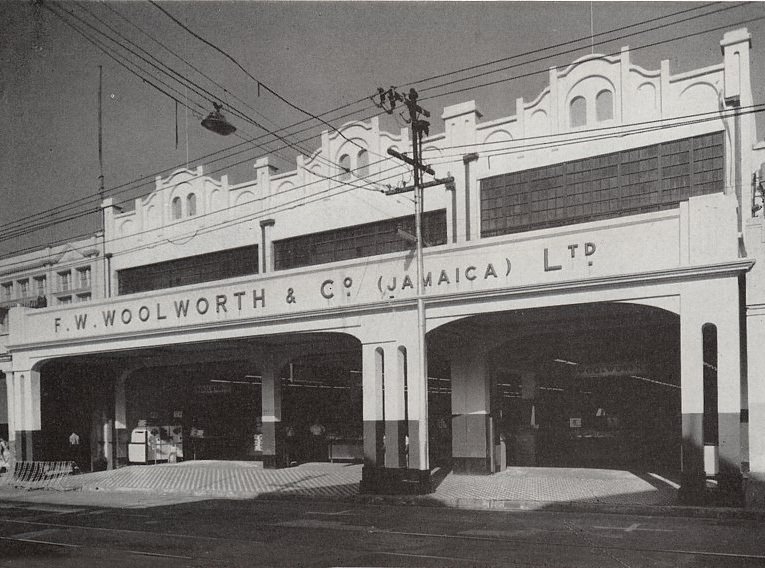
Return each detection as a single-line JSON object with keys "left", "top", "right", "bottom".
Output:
{"left": 201, "top": 102, "right": 236, "bottom": 136}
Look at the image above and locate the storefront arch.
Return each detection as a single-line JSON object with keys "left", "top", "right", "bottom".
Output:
{"left": 20, "top": 331, "right": 365, "bottom": 470}
{"left": 428, "top": 301, "right": 681, "bottom": 474}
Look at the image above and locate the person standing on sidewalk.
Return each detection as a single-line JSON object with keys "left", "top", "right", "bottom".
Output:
{"left": 0, "top": 438, "right": 9, "bottom": 474}
{"left": 285, "top": 424, "right": 299, "bottom": 466}
{"left": 308, "top": 418, "right": 326, "bottom": 462}
{"left": 68, "top": 432, "right": 81, "bottom": 472}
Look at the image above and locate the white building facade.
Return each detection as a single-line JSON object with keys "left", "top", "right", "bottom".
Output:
{"left": 4, "top": 28, "right": 765, "bottom": 505}
{"left": 0, "top": 235, "right": 105, "bottom": 459}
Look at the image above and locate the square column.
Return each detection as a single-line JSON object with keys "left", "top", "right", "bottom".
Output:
{"left": 260, "top": 355, "right": 283, "bottom": 468}
{"left": 113, "top": 372, "right": 128, "bottom": 469}
{"left": 714, "top": 279, "right": 744, "bottom": 504}
{"left": 405, "top": 335, "right": 428, "bottom": 474}
{"left": 10, "top": 368, "right": 41, "bottom": 462}
{"left": 5, "top": 371, "right": 17, "bottom": 462}
{"left": 384, "top": 346, "right": 407, "bottom": 469}
{"left": 513, "top": 372, "right": 539, "bottom": 467}
{"left": 451, "top": 344, "right": 492, "bottom": 474}
{"left": 746, "top": 304, "right": 765, "bottom": 507}
{"left": 680, "top": 305, "right": 705, "bottom": 503}
{"left": 680, "top": 278, "right": 744, "bottom": 504}
{"left": 360, "top": 331, "right": 432, "bottom": 495}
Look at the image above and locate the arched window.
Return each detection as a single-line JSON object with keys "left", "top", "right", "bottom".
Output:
{"left": 187, "top": 193, "right": 197, "bottom": 216}
{"left": 596, "top": 90, "right": 614, "bottom": 121}
{"left": 375, "top": 347, "right": 386, "bottom": 464}
{"left": 702, "top": 324, "right": 718, "bottom": 447}
{"left": 171, "top": 196, "right": 182, "bottom": 220}
{"left": 339, "top": 154, "right": 351, "bottom": 181}
{"left": 356, "top": 149, "right": 369, "bottom": 177}
{"left": 570, "top": 96, "right": 587, "bottom": 128}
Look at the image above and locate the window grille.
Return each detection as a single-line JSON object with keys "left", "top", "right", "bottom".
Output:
{"left": 480, "top": 132, "right": 724, "bottom": 238}
{"left": 35, "top": 276, "right": 46, "bottom": 296}
{"left": 58, "top": 271, "right": 72, "bottom": 292}
{"left": 77, "top": 267, "right": 91, "bottom": 289}
{"left": 118, "top": 244, "right": 259, "bottom": 295}
{"left": 274, "top": 210, "right": 447, "bottom": 271}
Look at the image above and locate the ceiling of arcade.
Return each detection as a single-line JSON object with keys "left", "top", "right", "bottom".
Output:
{"left": 38, "top": 332, "right": 362, "bottom": 378}
{"left": 427, "top": 302, "right": 680, "bottom": 390}
{"left": 35, "top": 303, "right": 680, "bottom": 391}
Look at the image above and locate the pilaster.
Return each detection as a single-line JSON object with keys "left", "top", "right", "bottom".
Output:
{"left": 261, "top": 354, "right": 284, "bottom": 468}
{"left": 451, "top": 342, "right": 492, "bottom": 474}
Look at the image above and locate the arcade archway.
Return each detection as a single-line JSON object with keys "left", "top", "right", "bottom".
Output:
{"left": 429, "top": 302, "right": 681, "bottom": 474}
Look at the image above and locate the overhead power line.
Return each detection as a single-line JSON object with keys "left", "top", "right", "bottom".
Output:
{"left": 49, "top": 1, "right": 346, "bottom": 174}
{"left": 2, "top": 86, "right": 762, "bottom": 249}
{"left": 2, "top": 99, "right": 762, "bottom": 268}
{"left": 0, "top": 101, "right": 385, "bottom": 244}
{"left": 0, "top": 156, "right": 414, "bottom": 273}
{"left": 421, "top": 10, "right": 765, "bottom": 102}
{"left": 3, "top": 4, "right": 759, "bottom": 248}
{"left": 147, "top": 0, "right": 375, "bottom": 159}
{"left": 100, "top": 1, "right": 282, "bottom": 133}
{"left": 402, "top": 2, "right": 735, "bottom": 90}
{"left": 5, "top": 1, "right": 740, "bottom": 232}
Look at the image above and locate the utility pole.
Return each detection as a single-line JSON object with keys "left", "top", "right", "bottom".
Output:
{"left": 375, "top": 87, "right": 454, "bottom": 476}
{"left": 98, "top": 65, "right": 111, "bottom": 299}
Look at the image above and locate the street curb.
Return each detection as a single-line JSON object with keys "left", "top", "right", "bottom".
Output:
{"left": 348, "top": 494, "right": 765, "bottom": 521}
{"left": 47, "top": 484, "right": 765, "bottom": 521}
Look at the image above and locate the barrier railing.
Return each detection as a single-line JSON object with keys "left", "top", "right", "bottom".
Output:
{"left": 0, "top": 461, "right": 81, "bottom": 491}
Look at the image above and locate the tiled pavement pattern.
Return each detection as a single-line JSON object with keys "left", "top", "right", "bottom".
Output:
{"left": 5, "top": 461, "right": 677, "bottom": 507}
{"left": 434, "top": 467, "right": 677, "bottom": 506}
{"left": 58, "top": 461, "right": 363, "bottom": 499}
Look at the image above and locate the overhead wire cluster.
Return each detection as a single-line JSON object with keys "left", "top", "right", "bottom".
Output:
{"left": 2, "top": 97, "right": 761, "bottom": 277}
{"left": 1, "top": 1, "right": 762, "bottom": 266}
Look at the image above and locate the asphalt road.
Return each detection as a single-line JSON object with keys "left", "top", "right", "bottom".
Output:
{"left": 0, "top": 496, "right": 763, "bottom": 567}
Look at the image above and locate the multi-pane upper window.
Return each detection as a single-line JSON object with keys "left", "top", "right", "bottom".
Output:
{"left": 58, "top": 296, "right": 72, "bottom": 305}
{"left": 118, "top": 244, "right": 259, "bottom": 296}
{"left": 0, "top": 308, "right": 7, "bottom": 334}
{"left": 77, "top": 266, "right": 91, "bottom": 289}
{"left": 35, "top": 276, "right": 48, "bottom": 296}
{"left": 18, "top": 279, "right": 29, "bottom": 298}
{"left": 480, "top": 131, "right": 725, "bottom": 238}
{"left": 274, "top": 210, "right": 448, "bottom": 271}
{"left": 34, "top": 276, "right": 46, "bottom": 297}
{"left": 58, "top": 270, "right": 72, "bottom": 292}
{"left": 1, "top": 283, "right": 11, "bottom": 300}
{"left": 76, "top": 293, "right": 91, "bottom": 303}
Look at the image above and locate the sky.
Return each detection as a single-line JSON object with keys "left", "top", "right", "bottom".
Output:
{"left": 1, "top": 1, "right": 764, "bottom": 258}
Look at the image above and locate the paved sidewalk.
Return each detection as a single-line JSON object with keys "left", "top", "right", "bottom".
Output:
{"left": 0, "top": 460, "right": 759, "bottom": 519}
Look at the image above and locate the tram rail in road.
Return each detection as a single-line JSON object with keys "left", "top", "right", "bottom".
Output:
{"left": 0, "top": 499, "right": 763, "bottom": 566}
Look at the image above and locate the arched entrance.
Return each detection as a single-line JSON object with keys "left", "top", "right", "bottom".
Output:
{"left": 429, "top": 302, "right": 681, "bottom": 475}
{"left": 38, "top": 357, "right": 116, "bottom": 471}
{"left": 35, "top": 332, "right": 364, "bottom": 471}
